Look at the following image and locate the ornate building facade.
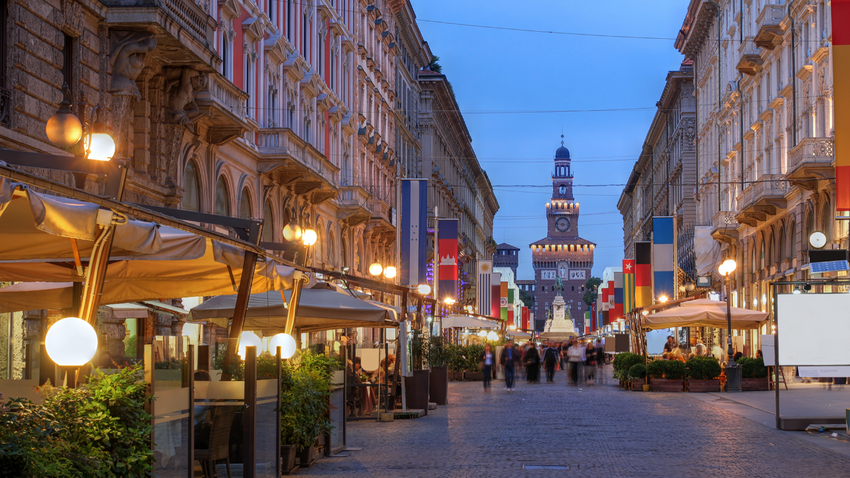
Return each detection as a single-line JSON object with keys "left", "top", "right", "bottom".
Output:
{"left": 675, "top": 0, "right": 839, "bottom": 319}
{"left": 530, "top": 139, "right": 595, "bottom": 332}
{"left": 419, "top": 69, "right": 499, "bottom": 309}
{"left": 618, "top": 61, "right": 697, "bottom": 278}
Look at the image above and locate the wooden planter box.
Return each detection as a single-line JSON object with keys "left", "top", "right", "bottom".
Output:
{"left": 630, "top": 379, "right": 646, "bottom": 391}
{"left": 297, "top": 444, "right": 318, "bottom": 467}
{"left": 430, "top": 366, "right": 448, "bottom": 405}
{"left": 463, "top": 371, "right": 483, "bottom": 381}
{"left": 741, "top": 377, "right": 769, "bottom": 391}
{"left": 650, "top": 378, "right": 684, "bottom": 392}
{"left": 687, "top": 379, "right": 721, "bottom": 392}
{"left": 449, "top": 370, "right": 462, "bottom": 381}
{"left": 281, "top": 445, "right": 298, "bottom": 475}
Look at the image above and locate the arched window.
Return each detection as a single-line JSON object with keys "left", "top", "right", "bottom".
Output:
{"left": 806, "top": 209, "right": 815, "bottom": 249}
{"left": 759, "top": 237, "right": 765, "bottom": 269}
{"left": 215, "top": 177, "right": 230, "bottom": 216}
{"left": 327, "top": 227, "right": 336, "bottom": 265}
{"left": 766, "top": 233, "right": 773, "bottom": 268}
{"left": 822, "top": 202, "right": 831, "bottom": 240}
{"left": 262, "top": 200, "right": 274, "bottom": 243}
{"left": 779, "top": 226, "right": 786, "bottom": 262}
{"left": 238, "top": 188, "right": 252, "bottom": 219}
{"left": 751, "top": 239, "right": 757, "bottom": 273}
{"left": 183, "top": 160, "right": 200, "bottom": 212}
{"left": 341, "top": 237, "right": 348, "bottom": 270}
{"left": 789, "top": 221, "right": 797, "bottom": 262}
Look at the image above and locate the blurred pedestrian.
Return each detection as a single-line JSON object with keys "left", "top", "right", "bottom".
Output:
{"left": 595, "top": 339, "right": 606, "bottom": 384}
{"left": 566, "top": 339, "right": 584, "bottom": 386}
{"left": 543, "top": 342, "right": 560, "bottom": 383}
{"left": 480, "top": 343, "right": 495, "bottom": 391}
{"left": 585, "top": 342, "right": 597, "bottom": 385}
{"left": 524, "top": 342, "right": 540, "bottom": 384}
{"left": 500, "top": 340, "right": 519, "bottom": 392}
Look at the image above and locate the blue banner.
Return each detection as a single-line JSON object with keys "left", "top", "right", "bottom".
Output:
{"left": 400, "top": 179, "right": 427, "bottom": 286}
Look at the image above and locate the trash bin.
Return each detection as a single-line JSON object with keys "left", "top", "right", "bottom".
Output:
{"left": 726, "top": 363, "right": 742, "bottom": 392}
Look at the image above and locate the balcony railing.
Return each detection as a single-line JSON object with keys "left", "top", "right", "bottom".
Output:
{"left": 369, "top": 198, "right": 395, "bottom": 226}
{"left": 208, "top": 75, "right": 249, "bottom": 120}
{"left": 754, "top": 4, "right": 785, "bottom": 49}
{"left": 787, "top": 137, "right": 834, "bottom": 173}
{"left": 712, "top": 210, "right": 738, "bottom": 233}
{"left": 256, "top": 128, "right": 338, "bottom": 187}
{"left": 101, "top": 0, "right": 215, "bottom": 47}
{"left": 337, "top": 186, "right": 371, "bottom": 208}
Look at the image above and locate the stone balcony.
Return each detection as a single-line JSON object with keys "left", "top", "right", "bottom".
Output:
{"left": 336, "top": 186, "right": 372, "bottom": 227}
{"left": 256, "top": 128, "right": 339, "bottom": 204}
{"left": 736, "top": 41, "right": 764, "bottom": 76}
{"left": 195, "top": 75, "right": 250, "bottom": 144}
{"left": 786, "top": 137, "right": 834, "bottom": 189}
{"left": 368, "top": 198, "right": 394, "bottom": 228}
{"left": 754, "top": 4, "right": 785, "bottom": 50}
{"left": 102, "top": 0, "right": 217, "bottom": 65}
{"left": 710, "top": 210, "right": 739, "bottom": 244}
{"left": 735, "top": 174, "right": 788, "bottom": 227}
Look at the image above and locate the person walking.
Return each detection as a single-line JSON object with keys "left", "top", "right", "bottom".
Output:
{"left": 566, "top": 339, "right": 584, "bottom": 386}
{"left": 524, "top": 342, "right": 540, "bottom": 384}
{"left": 585, "top": 342, "right": 597, "bottom": 385}
{"left": 595, "top": 339, "right": 606, "bottom": 384}
{"left": 543, "top": 343, "right": 560, "bottom": 383}
{"left": 480, "top": 343, "right": 495, "bottom": 391}
{"left": 500, "top": 340, "right": 519, "bottom": 391}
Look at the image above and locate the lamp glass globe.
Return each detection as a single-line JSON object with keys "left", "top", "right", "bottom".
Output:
{"left": 383, "top": 266, "right": 397, "bottom": 279}
{"left": 46, "top": 113, "right": 83, "bottom": 148}
{"left": 238, "top": 331, "right": 263, "bottom": 359}
{"left": 477, "top": 330, "right": 488, "bottom": 337}
{"left": 282, "top": 223, "right": 303, "bottom": 242}
{"left": 302, "top": 228, "right": 318, "bottom": 246}
{"left": 269, "top": 333, "right": 297, "bottom": 359}
{"left": 486, "top": 331, "right": 500, "bottom": 341}
{"left": 45, "top": 317, "right": 98, "bottom": 366}
{"left": 417, "top": 284, "right": 431, "bottom": 295}
{"left": 369, "top": 262, "right": 383, "bottom": 276}
{"left": 86, "top": 133, "right": 116, "bottom": 161}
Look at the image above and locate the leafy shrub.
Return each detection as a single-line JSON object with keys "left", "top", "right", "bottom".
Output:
{"left": 613, "top": 353, "right": 644, "bottom": 380}
{"left": 739, "top": 357, "right": 768, "bottom": 379}
{"left": 628, "top": 363, "right": 646, "bottom": 380}
{"left": 428, "top": 336, "right": 448, "bottom": 367}
{"left": 646, "top": 360, "right": 666, "bottom": 379}
{"left": 665, "top": 360, "right": 686, "bottom": 380}
{"left": 279, "top": 350, "right": 338, "bottom": 451}
{"left": 686, "top": 356, "right": 722, "bottom": 380}
{"left": 462, "top": 344, "right": 485, "bottom": 372}
{"left": 0, "top": 365, "right": 153, "bottom": 477}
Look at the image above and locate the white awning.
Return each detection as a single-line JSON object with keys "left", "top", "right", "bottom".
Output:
{"left": 442, "top": 315, "right": 500, "bottom": 329}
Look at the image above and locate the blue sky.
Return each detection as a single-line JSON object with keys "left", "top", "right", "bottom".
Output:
{"left": 410, "top": 0, "right": 689, "bottom": 280}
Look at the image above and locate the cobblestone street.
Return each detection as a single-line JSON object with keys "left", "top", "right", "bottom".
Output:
{"left": 302, "top": 372, "right": 850, "bottom": 477}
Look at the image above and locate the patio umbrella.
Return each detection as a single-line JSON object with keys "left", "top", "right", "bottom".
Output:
{"left": 441, "top": 314, "right": 500, "bottom": 329}
{"left": 641, "top": 298, "right": 768, "bottom": 330}
{"left": 187, "top": 287, "right": 398, "bottom": 333}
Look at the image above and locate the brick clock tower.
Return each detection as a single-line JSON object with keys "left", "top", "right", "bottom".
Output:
{"left": 530, "top": 137, "right": 595, "bottom": 333}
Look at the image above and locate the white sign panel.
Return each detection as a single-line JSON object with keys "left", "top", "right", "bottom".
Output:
{"left": 797, "top": 366, "right": 850, "bottom": 378}
{"left": 569, "top": 270, "right": 586, "bottom": 281}
{"left": 541, "top": 270, "right": 556, "bottom": 280}
{"left": 760, "top": 334, "right": 775, "bottom": 367}
{"left": 777, "top": 293, "right": 850, "bottom": 366}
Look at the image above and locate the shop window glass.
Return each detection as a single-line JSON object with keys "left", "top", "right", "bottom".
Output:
{"left": 183, "top": 161, "right": 200, "bottom": 212}
{"left": 238, "top": 188, "right": 252, "bottom": 220}
{"left": 215, "top": 177, "right": 230, "bottom": 216}
{"left": 262, "top": 201, "right": 274, "bottom": 242}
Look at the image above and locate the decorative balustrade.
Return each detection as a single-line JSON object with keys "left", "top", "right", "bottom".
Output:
{"left": 712, "top": 210, "right": 738, "bottom": 232}
{"left": 787, "top": 137, "right": 834, "bottom": 173}
{"left": 255, "top": 128, "right": 338, "bottom": 186}
{"left": 209, "top": 75, "right": 248, "bottom": 119}
{"left": 369, "top": 198, "right": 393, "bottom": 225}
{"left": 337, "top": 186, "right": 371, "bottom": 207}
{"left": 101, "top": 0, "right": 214, "bottom": 46}
{"left": 754, "top": 4, "right": 785, "bottom": 49}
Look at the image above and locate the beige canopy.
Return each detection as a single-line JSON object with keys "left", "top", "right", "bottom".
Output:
{"left": 442, "top": 314, "right": 500, "bottom": 329}
{"left": 188, "top": 287, "right": 398, "bottom": 333}
{"left": 641, "top": 299, "right": 768, "bottom": 330}
{"left": 0, "top": 184, "right": 299, "bottom": 303}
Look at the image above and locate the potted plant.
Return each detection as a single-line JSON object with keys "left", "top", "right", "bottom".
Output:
{"left": 404, "top": 330, "right": 430, "bottom": 413}
{"left": 462, "top": 344, "right": 484, "bottom": 381}
{"left": 445, "top": 344, "right": 463, "bottom": 381}
{"left": 280, "top": 354, "right": 334, "bottom": 468}
{"left": 628, "top": 363, "right": 647, "bottom": 391}
{"left": 738, "top": 357, "right": 769, "bottom": 391}
{"left": 685, "top": 356, "right": 722, "bottom": 392}
{"left": 428, "top": 337, "right": 449, "bottom": 405}
{"left": 647, "top": 359, "right": 685, "bottom": 392}
{"left": 613, "top": 353, "right": 643, "bottom": 388}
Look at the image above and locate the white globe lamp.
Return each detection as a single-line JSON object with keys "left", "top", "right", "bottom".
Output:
{"left": 45, "top": 317, "right": 98, "bottom": 367}
{"left": 369, "top": 262, "right": 383, "bottom": 276}
{"left": 238, "top": 331, "right": 263, "bottom": 359}
{"left": 269, "top": 333, "right": 297, "bottom": 359}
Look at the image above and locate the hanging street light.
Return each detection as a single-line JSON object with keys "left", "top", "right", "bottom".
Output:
{"left": 417, "top": 284, "right": 431, "bottom": 295}
{"left": 369, "top": 262, "right": 383, "bottom": 276}
{"left": 301, "top": 228, "right": 317, "bottom": 246}
{"left": 282, "top": 220, "right": 303, "bottom": 242}
{"left": 383, "top": 266, "right": 397, "bottom": 279}
{"left": 718, "top": 258, "right": 740, "bottom": 392}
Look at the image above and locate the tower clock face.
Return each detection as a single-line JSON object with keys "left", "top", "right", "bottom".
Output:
{"left": 558, "top": 185, "right": 566, "bottom": 195}
{"left": 555, "top": 216, "right": 571, "bottom": 232}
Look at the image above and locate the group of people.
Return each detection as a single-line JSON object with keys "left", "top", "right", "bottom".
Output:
{"left": 479, "top": 339, "right": 608, "bottom": 392}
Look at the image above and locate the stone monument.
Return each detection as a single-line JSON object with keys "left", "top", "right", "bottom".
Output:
{"left": 540, "top": 277, "right": 576, "bottom": 341}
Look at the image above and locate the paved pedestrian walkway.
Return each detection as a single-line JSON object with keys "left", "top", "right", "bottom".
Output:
{"left": 301, "top": 372, "right": 850, "bottom": 477}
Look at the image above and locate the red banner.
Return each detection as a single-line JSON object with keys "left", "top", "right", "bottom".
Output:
{"left": 437, "top": 219, "right": 458, "bottom": 301}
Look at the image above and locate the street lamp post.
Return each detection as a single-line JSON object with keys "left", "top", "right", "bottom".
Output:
{"left": 718, "top": 259, "right": 741, "bottom": 392}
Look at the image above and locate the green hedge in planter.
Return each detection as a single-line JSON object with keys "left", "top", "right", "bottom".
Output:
{"left": 685, "top": 356, "right": 722, "bottom": 380}
{"left": 613, "top": 353, "right": 643, "bottom": 380}
{"left": 737, "top": 357, "right": 768, "bottom": 379}
{"left": 664, "top": 360, "right": 686, "bottom": 380}
{"left": 628, "top": 363, "right": 646, "bottom": 380}
{"left": 646, "top": 360, "right": 665, "bottom": 379}
{"left": 280, "top": 351, "right": 338, "bottom": 451}
{"left": 0, "top": 365, "right": 153, "bottom": 477}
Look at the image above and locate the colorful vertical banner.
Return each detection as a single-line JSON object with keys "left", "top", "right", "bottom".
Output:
{"left": 490, "top": 272, "right": 501, "bottom": 319}
{"left": 634, "top": 242, "right": 652, "bottom": 308}
{"left": 500, "top": 281, "right": 508, "bottom": 322}
{"left": 400, "top": 179, "right": 427, "bottom": 286}
{"left": 835, "top": 0, "right": 850, "bottom": 209}
{"left": 652, "top": 217, "right": 675, "bottom": 301}
{"left": 477, "top": 260, "right": 493, "bottom": 316}
{"left": 437, "top": 218, "right": 459, "bottom": 301}
{"left": 591, "top": 300, "right": 598, "bottom": 331}
{"left": 623, "top": 259, "right": 635, "bottom": 314}
{"left": 522, "top": 307, "right": 530, "bottom": 330}
{"left": 613, "top": 271, "right": 624, "bottom": 322}
{"left": 507, "top": 288, "right": 515, "bottom": 326}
